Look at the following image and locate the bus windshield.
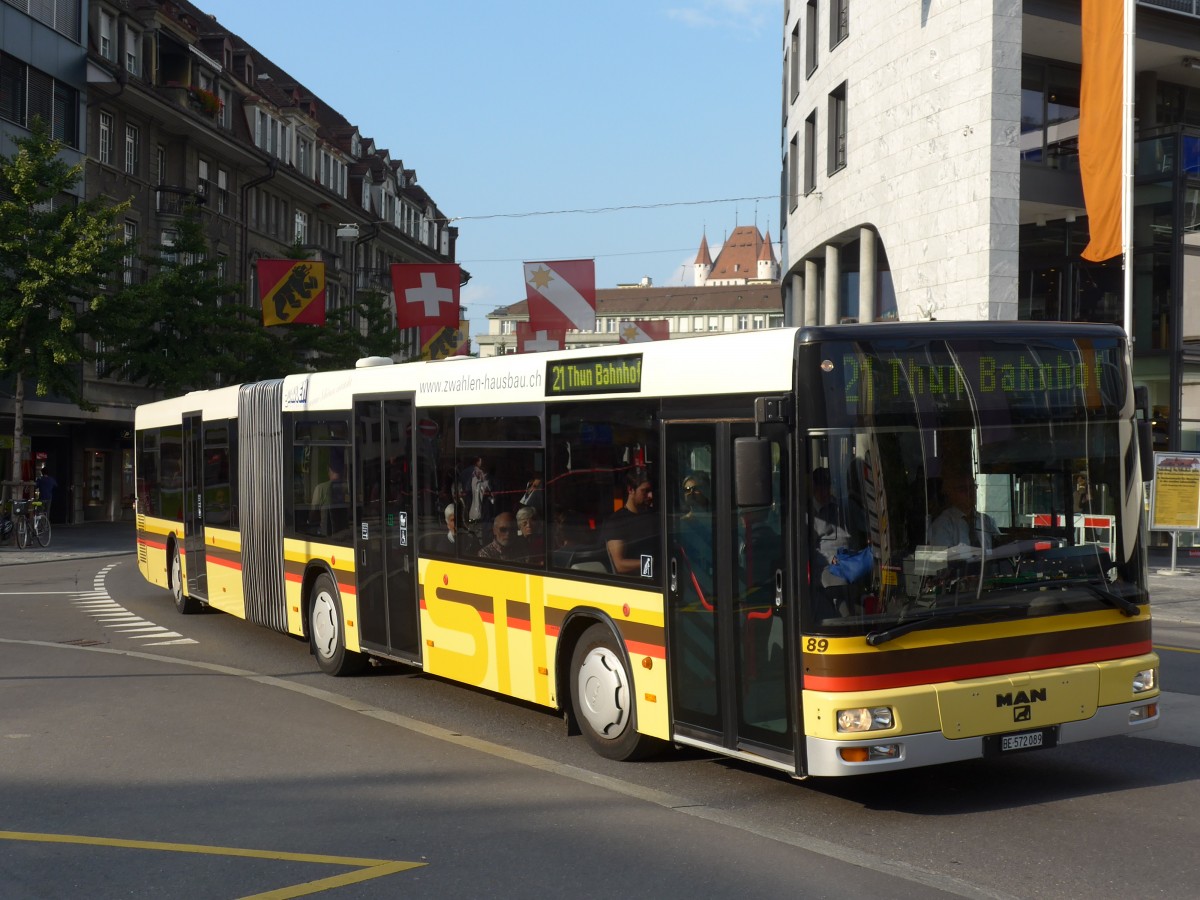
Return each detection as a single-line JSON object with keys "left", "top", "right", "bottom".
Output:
{"left": 802, "top": 333, "right": 1146, "bottom": 637}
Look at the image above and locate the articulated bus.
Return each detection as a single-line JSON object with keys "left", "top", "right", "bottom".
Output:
{"left": 134, "top": 322, "right": 1159, "bottom": 777}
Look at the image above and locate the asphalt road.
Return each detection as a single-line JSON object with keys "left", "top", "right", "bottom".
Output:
{"left": 3, "top": 543, "right": 1200, "bottom": 899}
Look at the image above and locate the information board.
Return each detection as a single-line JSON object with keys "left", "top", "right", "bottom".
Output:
{"left": 1150, "top": 452, "right": 1200, "bottom": 531}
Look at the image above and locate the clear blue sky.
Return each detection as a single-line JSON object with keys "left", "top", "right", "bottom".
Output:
{"left": 196, "top": 0, "right": 782, "bottom": 330}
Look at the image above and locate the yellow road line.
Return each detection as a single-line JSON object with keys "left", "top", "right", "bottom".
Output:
{"left": 0, "top": 831, "right": 423, "bottom": 899}
{"left": 1153, "top": 643, "right": 1200, "bottom": 655}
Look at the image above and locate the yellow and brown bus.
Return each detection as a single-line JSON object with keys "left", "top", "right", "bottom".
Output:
{"left": 135, "top": 322, "right": 1159, "bottom": 777}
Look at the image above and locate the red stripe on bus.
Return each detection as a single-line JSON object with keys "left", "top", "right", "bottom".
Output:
{"left": 206, "top": 555, "right": 243, "bottom": 572}
{"left": 137, "top": 538, "right": 166, "bottom": 551}
{"left": 508, "top": 617, "right": 532, "bottom": 631}
{"left": 803, "top": 640, "right": 1153, "bottom": 692}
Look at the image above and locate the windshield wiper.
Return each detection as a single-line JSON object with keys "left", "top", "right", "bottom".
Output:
{"left": 866, "top": 603, "right": 1030, "bottom": 646}
{"left": 1065, "top": 579, "right": 1141, "bottom": 617}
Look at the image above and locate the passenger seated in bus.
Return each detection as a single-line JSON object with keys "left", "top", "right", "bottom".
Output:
{"left": 681, "top": 472, "right": 711, "bottom": 519}
{"left": 432, "top": 503, "right": 476, "bottom": 556}
{"left": 601, "top": 470, "right": 657, "bottom": 576}
{"left": 309, "top": 458, "right": 347, "bottom": 538}
{"left": 515, "top": 505, "right": 544, "bottom": 564}
{"left": 810, "top": 467, "right": 854, "bottom": 617}
{"left": 478, "top": 512, "right": 521, "bottom": 561}
{"left": 929, "top": 471, "right": 999, "bottom": 549}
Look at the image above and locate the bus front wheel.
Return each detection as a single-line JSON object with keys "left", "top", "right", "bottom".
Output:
{"left": 570, "top": 623, "right": 658, "bottom": 761}
{"left": 309, "top": 573, "right": 366, "bottom": 676}
{"left": 170, "top": 544, "right": 200, "bottom": 614}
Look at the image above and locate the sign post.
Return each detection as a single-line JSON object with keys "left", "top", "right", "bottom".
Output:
{"left": 1149, "top": 452, "right": 1200, "bottom": 574}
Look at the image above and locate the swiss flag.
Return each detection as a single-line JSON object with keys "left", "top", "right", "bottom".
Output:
{"left": 618, "top": 320, "right": 669, "bottom": 343}
{"left": 523, "top": 259, "right": 596, "bottom": 332}
{"left": 516, "top": 323, "right": 565, "bottom": 354}
{"left": 391, "top": 264, "right": 461, "bottom": 330}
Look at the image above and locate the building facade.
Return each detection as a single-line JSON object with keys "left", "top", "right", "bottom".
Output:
{"left": 478, "top": 227, "right": 782, "bottom": 356}
{"left": 781, "top": 0, "right": 1200, "bottom": 450}
{"left": 1, "top": 0, "right": 460, "bottom": 522}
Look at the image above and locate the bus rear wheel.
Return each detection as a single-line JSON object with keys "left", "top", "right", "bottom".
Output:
{"left": 170, "top": 544, "right": 200, "bottom": 614}
{"left": 309, "top": 573, "right": 366, "bottom": 676}
{"left": 570, "top": 623, "right": 658, "bottom": 761}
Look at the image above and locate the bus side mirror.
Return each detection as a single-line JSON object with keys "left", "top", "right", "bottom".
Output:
{"left": 1135, "top": 386, "right": 1154, "bottom": 483}
{"left": 734, "top": 437, "right": 772, "bottom": 507}
{"left": 1138, "top": 420, "right": 1154, "bottom": 484}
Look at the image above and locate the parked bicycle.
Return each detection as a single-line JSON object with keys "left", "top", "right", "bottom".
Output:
{"left": 4, "top": 499, "right": 50, "bottom": 549}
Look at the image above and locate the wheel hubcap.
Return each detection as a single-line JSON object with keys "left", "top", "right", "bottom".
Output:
{"left": 171, "top": 553, "right": 182, "bottom": 602}
{"left": 577, "top": 646, "right": 629, "bottom": 738}
{"left": 311, "top": 590, "right": 338, "bottom": 659}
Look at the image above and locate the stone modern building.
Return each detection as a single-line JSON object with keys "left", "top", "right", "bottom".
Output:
{"left": 781, "top": 0, "right": 1200, "bottom": 450}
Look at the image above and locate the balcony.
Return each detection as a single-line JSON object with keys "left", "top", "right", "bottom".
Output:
{"left": 155, "top": 184, "right": 207, "bottom": 216}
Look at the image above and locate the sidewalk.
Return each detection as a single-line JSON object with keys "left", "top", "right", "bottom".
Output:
{"left": 3, "top": 521, "right": 1198, "bottom": 624}
{"left": 0, "top": 520, "right": 135, "bottom": 566}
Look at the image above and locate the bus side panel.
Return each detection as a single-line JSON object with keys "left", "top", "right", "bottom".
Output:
{"left": 136, "top": 513, "right": 176, "bottom": 592}
{"left": 282, "top": 538, "right": 357, "bottom": 644}
{"left": 202, "top": 526, "right": 246, "bottom": 618}
{"left": 418, "top": 559, "right": 671, "bottom": 741}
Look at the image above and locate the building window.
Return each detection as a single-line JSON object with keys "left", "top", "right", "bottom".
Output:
{"left": 124, "top": 123, "right": 139, "bottom": 175}
{"left": 218, "top": 85, "right": 232, "bottom": 129}
{"left": 98, "top": 9, "right": 116, "bottom": 61}
{"left": 98, "top": 112, "right": 113, "bottom": 165}
{"left": 737, "top": 314, "right": 749, "bottom": 330}
{"left": 828, "top": 82, "right": 847, "bottom": 175}
{"left": 708, "top": 316, "right": 720, "bottom": 332}
{"left": 804, "top": 109, "right": 817, "bottom": 194}
{"left": 0, "top": 54, "right": 25, "bottom": 126}
{"left": 295, "top": 210, "right": 308, "bottom": 244}
{"left": 216, "top": 168, "right": 228, "bottom": 214}
{"left": 830, "top": 0, "right": 848, "bottom": 49}
{"left": 123, "top": 220, "right": 137, "bottom": 285}
{"left": 789, "top": 23, "right": 800, "bottom": 102}
{"left": 124, "top": 26, "right": 141, "bottom": 76}
{"left": 694, "top": 315, "right": 704, "bottom": 331}
{"left": 805, "top": 0, "right": 818, "bottom": 77}
{"left": 52, "top": 81, "right": 78, "bottom": 148}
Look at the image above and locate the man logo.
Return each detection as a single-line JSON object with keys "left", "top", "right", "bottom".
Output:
{"left": 1014, "top": 706, "right": 1032, "bottom": 722}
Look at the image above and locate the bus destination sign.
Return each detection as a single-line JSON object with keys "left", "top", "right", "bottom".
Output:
{"left": 546, "top": 354, "right": 643, "bottom": 397}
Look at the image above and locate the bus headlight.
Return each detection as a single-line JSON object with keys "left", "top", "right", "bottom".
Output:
{"left": 1132, "top": 668, "right": 1157, "bottom": 694}
{"left": 837, "top": 706, "right": 894, "bottom": 733}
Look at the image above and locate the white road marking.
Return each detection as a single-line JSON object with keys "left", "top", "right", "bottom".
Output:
{"left": 69, "top": 565, "right": 196, "bottom": 646}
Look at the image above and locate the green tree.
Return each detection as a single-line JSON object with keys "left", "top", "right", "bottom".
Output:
{"left": 103, "top": 201, "right": 266, "bottom": 393}
{"left": 0, "top": 119, "right": 129, "bottom": 491}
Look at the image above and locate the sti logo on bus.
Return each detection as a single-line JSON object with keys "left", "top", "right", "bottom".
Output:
{"left": 546, "top": 354, "right": 643, "bottom": 397}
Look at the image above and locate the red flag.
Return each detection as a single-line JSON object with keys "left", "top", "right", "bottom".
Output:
{"left": 391, "top": 264, "right": 461, "bottom": 330}
{"left": 1079, "top": 0, "right": 1123, "bottom": 262}
{"left": 258, "top": 259, "right": 325, "bottom": 326}
{"left": 516, "top": 323, "right": 565, "bottom": 353}
{"left": 523, "top": 259, "right": 596, "bottom": 332}
{"left": 618, "top": 320, "right": 669, "bottom": 343}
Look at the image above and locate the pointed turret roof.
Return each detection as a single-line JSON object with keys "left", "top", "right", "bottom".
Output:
{"left": 758, "top": 229, "right": 777, "bottom": 263}
{"left": 695, "top": 233, "right": 713, "bottom": 266}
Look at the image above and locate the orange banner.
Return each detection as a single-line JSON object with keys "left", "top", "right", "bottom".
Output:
{"left": 1078, "top": 0, "right": 1123, "bottom": 263}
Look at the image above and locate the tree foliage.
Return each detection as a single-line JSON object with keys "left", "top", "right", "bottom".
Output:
{"left": 0, "top": 119, "right": 129, "bottom": 485}
{"left": 98, "top": 201, "right": 266, "bottom": 394}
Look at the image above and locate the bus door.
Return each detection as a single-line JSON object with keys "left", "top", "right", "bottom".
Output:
{"left": 181, "top": 411, "right": 207, "bottom": 600}
{"left": 664, "top": 420, "right": 792, "bottom": 763}
{"left": 353, "top": 396, "right": 420, "bottom": 661}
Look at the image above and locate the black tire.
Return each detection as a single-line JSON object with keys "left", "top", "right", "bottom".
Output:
{"left": 170, "top": 543, "right": 200, "bottom": 614}
{"left": 34, "top": 513, "right": 50, "bottom": 547}
{"left": 569, "top": 623, "right": 659, "bottom": 761}
{"left": 309, "top": 573, "right": 367, "bottom": 676}
{"left": 14, "top": 514, "right": 28, "bottom": 549}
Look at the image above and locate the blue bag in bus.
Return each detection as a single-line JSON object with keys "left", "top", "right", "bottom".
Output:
{"left": 829, "top": 545, "right": 873, "bottom": 583}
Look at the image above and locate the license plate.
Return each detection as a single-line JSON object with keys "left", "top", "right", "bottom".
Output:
{"left": 984, "top": 726, "right": 1058, "bottom": 757}
{"left": 1001, "top": 731, "right": 1043, "bottom": 752}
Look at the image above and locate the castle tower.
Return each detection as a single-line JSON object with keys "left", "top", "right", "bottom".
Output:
{"left": 694, "top": 232, "right": 713, "bottom": 287}
{"left": 757, "top": 229, "right": 778, "bottom": 282}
